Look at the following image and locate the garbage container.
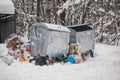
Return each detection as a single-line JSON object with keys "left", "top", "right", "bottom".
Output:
{"left": 68, "top": 24, "right": 95, "bottom": 56}
{"left": 29, "top": 23, "right": 70, "bottom": 58}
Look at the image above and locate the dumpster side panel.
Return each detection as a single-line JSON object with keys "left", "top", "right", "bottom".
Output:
{"left": 76, "top": 30, "right": 94, "bottom": 53}
{"left": 69, "top": 28, "right": 76, "bottom": 43}
{"left": 47, "top": 31, "right": 70, "bottom": 57}
{"left": 30, "top": 26, "right": 49, "bottom": 56}
{"left": 30, "top": 28, "right": 38, "bottom": 56}
{"left": 35, "top": 27, "right": 49, "bottom": 56}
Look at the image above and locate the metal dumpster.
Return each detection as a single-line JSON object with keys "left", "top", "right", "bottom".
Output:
{"left": 29, "top": 23, "right": 70, "bottom": 57}
{"left": 68, "top": 24, "right": 95, "bottom": 54}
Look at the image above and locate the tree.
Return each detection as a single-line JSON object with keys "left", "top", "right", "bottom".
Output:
{"left": 13, "top": 0, "right": 120, "bottom": 45}
{"left": 37, "top": 0, "right": 40, "bottom": 22}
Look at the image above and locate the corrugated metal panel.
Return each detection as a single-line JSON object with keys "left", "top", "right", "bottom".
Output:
{"left": 76, "top": 30, "right": 94, "bottom": 52}
{"left": 0, "top": 16, "right": 15, "bottom": 43}
{"left": 69, "top": 28, "right": 76, "bottom": 43}
{"left": 30, "top": 27, "right": 49, "bottom": 56}
{"left": 30, "top": 23, "right": 70, "bottom": 57}
{"left": 47, "top": 31, "right": 70, "bottom": 57}
{"left": 34, "top": 23, "right": 70, "bottom": 32}
{"left": 68, "top": 25, "right": 95, "bottom": 53}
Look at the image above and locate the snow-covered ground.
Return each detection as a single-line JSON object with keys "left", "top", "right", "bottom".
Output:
{"left": 0, "top": 43, "right": 120, "bottom": 80}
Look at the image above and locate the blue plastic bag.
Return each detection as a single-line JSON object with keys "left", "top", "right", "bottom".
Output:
{"left": 66, "top": 57, "right": 75, "bottom": 64}
{"left": 24, "top": 43, "right": 31, "bottom": 48}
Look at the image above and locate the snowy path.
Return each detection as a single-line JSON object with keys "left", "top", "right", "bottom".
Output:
{"left": 0, "top": 43, "right": 120, "bottom": 80}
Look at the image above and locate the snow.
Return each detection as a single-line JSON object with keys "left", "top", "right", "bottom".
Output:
{"left": 0, "top": 0, "right": 14, "bottom": 14}
{"left": 94, "top": 0, "right": 98, "bottom": 2}
{"left": 97, "top": 8, "right": 105, "bottom": 12}
{"left": 108, "top": 11, "right": 115, "bottom": 16}
{"left": 103, "top": 21, "right": 112, "bottom": 27}
{"left": 57, "top": 9, "right": 63, "bottom": 16}
{"left": 34, "top": 23, "right": 71, "bottom": 32}
{"left": 0, "top": 44, "right": 8, "bottom": 58}
{"left": 0, "top": 43, "right": 120, "bottom": 80}
{"left": 63, "top": 0, "right": 81, "bottom": 9}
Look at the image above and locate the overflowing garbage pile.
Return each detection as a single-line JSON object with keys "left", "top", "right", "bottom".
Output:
{"left": 66, "top": 43, "right": 83, "bottom": 64}
{"left": 1, "top": 33, "right": 84, "bottom": 66}
{"left": 1, "top": 34, "right": 31, "bottom": 65}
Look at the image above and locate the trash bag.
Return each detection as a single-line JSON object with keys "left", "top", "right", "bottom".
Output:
{"left": 24, "top": 42, "right": 31, "bottom": 48}
{"left": 6, "top": 36, "right": 23, "bottom": 50}
{"left": 35, "top": 56, "right": 47, "bottom": 66}
{"left": 46, "top": 56, "right": 55, "bottom": 65}
{"left": 74, "top": 55, "right": 82, "bottom": 63}
{"left": 19, "top": 55, "right": 29, "bottom": 62}
{"left": 66, "top": 56, "right": 75, "bottom": 64}
{"left": 25, "top": 46, "right": 31, "bottom": 52}
{"left": 66, "top": 54, "right": 82, "bottom": 64}
{"left": 14, "top": 49, "right": 22, "bottom": 58}
{"left": 24, "top": 42, "right": 31, "bottom": 52}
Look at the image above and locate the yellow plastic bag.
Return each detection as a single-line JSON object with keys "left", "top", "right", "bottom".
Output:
{"left": 19, "top": 55, "right": 29, "bottom": 62}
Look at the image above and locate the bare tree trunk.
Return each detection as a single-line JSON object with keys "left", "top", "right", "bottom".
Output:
{"left": 37, "top": 0, "right": 40, "bottom": 22}
{"left": 60, "top": 10, "right": 66, "bottom": 26}
{"left": 53, "top": 0, "right": 58, "bottom": 24}
{"left": 41, "top": 1, "right": 46, "bottom": 22}
{"left": 81, "top": 0, "right": 92, "bottom": 24}
{"left": 31, "top": 0, "right": 35, "bottom": 15}
{"left": 46, "top": 0, "right": 51, "bottom": 23}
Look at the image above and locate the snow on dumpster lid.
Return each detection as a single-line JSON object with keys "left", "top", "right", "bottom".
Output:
{"left": 35, "top": 23, "right": 70, "bottom": 32}
{"left": 0, "top": 0, "right": 14, "bottom": 14}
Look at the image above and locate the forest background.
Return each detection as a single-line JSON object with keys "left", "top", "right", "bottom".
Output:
{"left": 12, "top": 0, "right": 120, "bottom": 45}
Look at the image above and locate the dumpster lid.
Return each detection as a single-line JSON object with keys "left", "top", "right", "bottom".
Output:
{"left": 68, "top": 24, "right": 93, "bottom": 32}
{"left": 34, "top": 23, "right": 70, "bottom": 32}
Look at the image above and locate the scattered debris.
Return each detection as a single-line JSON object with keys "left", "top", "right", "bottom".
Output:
{"left": 3, "top": 33, "right": 31, "bottom": 65}
{"left": 2, "top": 56, "right": 14, "bottom": 65}
{"left": 2, "top": 33, "right": 89, "bottom": 66}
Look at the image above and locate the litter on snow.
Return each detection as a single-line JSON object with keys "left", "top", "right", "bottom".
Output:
{"left": 1, "top": 32, "right": 91, "bottom": 66}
